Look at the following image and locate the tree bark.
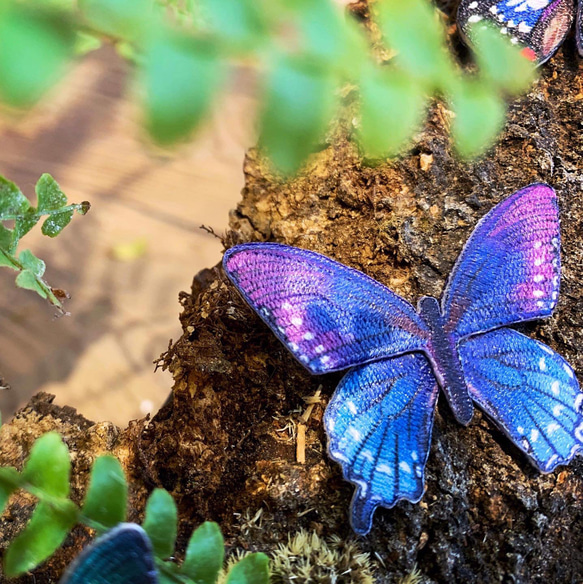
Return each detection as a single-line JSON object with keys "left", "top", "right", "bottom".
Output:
{"left": 2, "top": 10, "right": 583, "bottom": 584}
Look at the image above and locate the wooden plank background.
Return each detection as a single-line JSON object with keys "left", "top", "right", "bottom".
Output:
{"left": 0, "top": 47, "right": 254, "bottom": 425}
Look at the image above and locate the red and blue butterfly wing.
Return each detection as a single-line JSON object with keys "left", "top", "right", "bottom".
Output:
{"left": 60, "top": 524, "right": 158, "bottom": 584}
{"left": 460, "top": 328, "right": 583, "bottom": 472}
{"left": 223, "top": 243, "right": 430, "bottom": 374}
{"left": 324, "top": 353, "right": 439, "bottom": 534}
{"left": 441, "top": 183, "right": 560, "bottom": 341}
{"left": 457, "top": 0, "right": 574, "bottom": 65}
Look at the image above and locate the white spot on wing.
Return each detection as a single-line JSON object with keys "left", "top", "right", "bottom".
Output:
{"left": 291, "top": 315, "right": 303, "bottom": 327}
{"left": 468, "top": 14, "right": 483, "bottom": 22}
{"left": 399, "top": 462, "right": 412, "bottom": 474}
{"left": 546, "top": 454, "right": 559, "bottom": 470}
{"left": 517, "top": 426, "right": 524, "bottom": 434}
{"left": 547, "top": 423, "right": 560, "bottom": 435}
{"left": 303, "top": 332, "right": 314, "bottom": 341}
{"left": 376, "top": 463, "right": 392, "bottom": 476}
{"left": 574, "top": 393, "right": 583, "bottom": 411}
{"left": 534, "top": 274, "right": 544, "bottom": 283}
{"left": 565, "top": 364, "right": 574, "bottom": 378}
{"left": 539, "top": 357, "right": 547, "bottom": 371}
{"left": 349, "top": 427, "right": 362, "bottom": 442}
{"left": 531, "top": 429, "right": 539, "bottom": 443}
{"left": 411, "top": 451, "right": 418, "bottom": 462}
{"left": 347, "top": 401, "right": 357, "bottom": 415}
{"left": 551, "top": 381, "right": 560, "bottom": 396}
{"left": 533, "top": 289, "right": 545, "bottom": 298}
{"left": 553, "top": 404, "right": 564, "bottom": 417}
{"left": 362, "top": 450, "right": 374, "bottom": 463}
{"left": 575, "top": 422, "right": 583, "bottom": 442}
{"left": 330, "top": 449, "right": 349, "bottom": 463}
{"left": 315, "top": 345, "right": 325, "bottom": 354}
{"left": 282, "top": 302, "right": 292, "bottom": 310}
{"left": 534, "top": 241, "right": 542, "bottom": 249}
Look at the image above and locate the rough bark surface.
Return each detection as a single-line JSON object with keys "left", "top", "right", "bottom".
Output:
{"left": 2, "top": 8, "right": 583, "bottom": 584}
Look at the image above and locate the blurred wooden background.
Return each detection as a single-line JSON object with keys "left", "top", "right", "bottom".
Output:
{"left": 0, "top": 47, "right": 254, "bottom": 425}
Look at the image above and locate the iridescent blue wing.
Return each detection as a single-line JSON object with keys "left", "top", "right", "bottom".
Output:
{"left": 324, "top": 353, "right": 439, "bottom": 534}
{"left": 60, "top": 524, "right": 158, "bottom": 584}
{"left": 441, "top": 184, "right": 561, "bottom": 340}
{"left": 457, "top": 0, "right": 574, "bottom": 65}
{"left": 223, "top": 243, "right": 430, "bottom": 374}
{"left": 460, "top": 328, "right": 583, "bottom": 472}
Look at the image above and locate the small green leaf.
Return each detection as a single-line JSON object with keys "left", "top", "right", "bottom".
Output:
{"left": 470, "top": 24, "right": 537, "bottom": 95}
{"left": 0, "top": 176, "right": 31, "bottom": 218}
{"left": 36, "top": 174, "right": 67, "bottom": 212}
{"left": 18, "top": 250, "right": 46, "bottom": 278}
{"left": 0, "top": 224, "right": 14, "bottom": 251}
{"left": 0, "top": 7, "right": 74, "bottom": 108}
{"left": 201, "top": 0, "right": 266, "bottom": 48}
{"left": 82, "top": 456, "right": 128, "bottom": 530}
{"left": 15, "top": 271, "right": 49, "bottom": 299}
{"left": 4, "top": 500, "right": 78, "bottom": 577}
{"left": 0, "top": 467, "right": 20, "bottom": 515}
{"left": 79, "top": 0, "right": 151, "bottom": 41}
{"left": 0, "top": 249, "right": 16, "bottom": 269}
{"left": 14, "top": 209, "right": 40, "bottom": 246}
{"left": 450, "top": 78, "right": 507, "bottom": 159}
{"left": 259, "top": 54, "right": 337, "bottom": 174}
{"left": 36, "top": 174, "right": 74, "bottom": 236}
{"left": 22, "top": 432, "right": 70, "bottom": 498}
{"left": 142, "top": 32, "right": 224, "bottom": 145}
{"left": 143, "top": 489, "right": 177, "bottom": 559}
{"left": 377, "top": 0, "right": 455, "bottom": 88}
{"left": 42, "top": 209, "right": 74, "bottom": 237}
{"left": 225, "top": 553, "right": 270, "bottom": 584}
{"left": 182, "top": 521, "right": 224, "bottom": 583}
{"left": 74, "top": 31, "right": 103, "bottom": 55}
{"left": 359, "top": 65, "right": 427, "bottom": 158}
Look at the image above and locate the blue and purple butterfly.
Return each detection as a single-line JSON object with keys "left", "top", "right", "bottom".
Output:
{"left": 457, "top": 0, "right": 581, "bottom": 65}
{"left": 59, "top": 523, "right": 158, "bottom": 584}
{"left": 223, "top": 183, "right": 583, "bottom": 535}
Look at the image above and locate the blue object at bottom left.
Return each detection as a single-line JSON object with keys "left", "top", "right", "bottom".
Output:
{"left": 59, "top": 523, "right": 158, "bottom": 584}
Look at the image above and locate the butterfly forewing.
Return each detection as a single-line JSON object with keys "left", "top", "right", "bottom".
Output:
{"left": 324, "top": 353, "right": 439, "bottom": 535}
{"left": 223, "top": 243, "right": 430, "bottom": 374}
{"left": 460, "top": 328, "right": 583, "bottom": 472}
{"left": 60, "top": 524, "right": 158, "bottom": 584}
{"left": 457, "top": 0, "right": 575, "bottom": 65}
{"left": 442, "top": 184, "right": 560, "bottom": 340}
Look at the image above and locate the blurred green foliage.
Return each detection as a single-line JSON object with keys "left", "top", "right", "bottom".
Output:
{"left": 0, "top": 0, "right": 536, "bottom": 173}
{"left": 0, "top": 173, "right": 90, "bottom": 311}
{"left": 0, "top": 432, "right": 270, "bottom": 582}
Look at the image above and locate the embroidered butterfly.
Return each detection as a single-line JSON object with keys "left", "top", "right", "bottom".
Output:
{"left": 223, "top": 184, "right": 583, "bottom": 535}
{"left": 59, "top": 523, "right": 158, "bottom": 584}
{"left": 457, "top": 0, "right": 581, "bottom": 65}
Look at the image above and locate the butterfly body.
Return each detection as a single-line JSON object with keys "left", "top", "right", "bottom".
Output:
{"left": 223, "top": 183, "right": 583, "bottom": 535}
{"left": 417, "top": 296, "right": 474, "bottom": 425}
{"left": 457, "top": 0, "right": 579, "bottom": 65}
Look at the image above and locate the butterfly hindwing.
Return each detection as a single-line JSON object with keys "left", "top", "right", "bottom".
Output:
{"left": 324, "top": 353, "right": 439, "bottom": 534}
{"left": 457, "top": 0, "right": 575, "bottom": 65}
{"left": 223, "top": 243, "right": 430, "bottom": 374}
{"left": 442, "top": 183, "right": 561, "bottom": 340}
{"left": 460, "top": 328, "right": 583, "bottom": 472}
{"left": 60, "top": 524, "right": 158, "bottom": 584}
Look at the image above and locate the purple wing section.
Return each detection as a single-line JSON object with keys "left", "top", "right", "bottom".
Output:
{"left": 223, "top": 243, "right": 429, "bottom": 374}
{"left": 442, "top": 183, "right": 560, "bottom": 340}
{"left": 460, "top": 328, "right": 583, "bottom": 472}
{"left": 457, "top": 0, "right": 574, "bottom": 65}
{"left": 577, "top": 0, "right": 583, "bottom": 56}
{"left": 324, "top": 353, "right": 439, "bottom": 534}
